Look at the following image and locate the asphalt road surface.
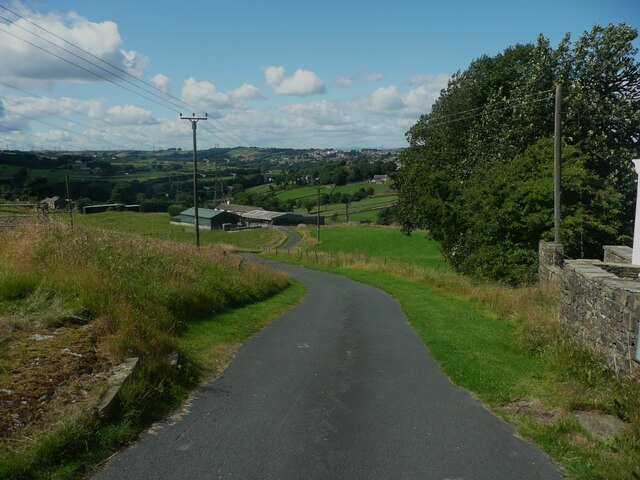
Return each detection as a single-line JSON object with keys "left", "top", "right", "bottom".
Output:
{"left": 275, "top": 226, "right": 301, "bottom": 250}
{"left": 94, "top": 260, "right": 564, "bottom": 480}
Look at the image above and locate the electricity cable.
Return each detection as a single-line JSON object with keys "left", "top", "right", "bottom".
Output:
{"left": 0, "top": 4, "right": 253, "bottom": 147}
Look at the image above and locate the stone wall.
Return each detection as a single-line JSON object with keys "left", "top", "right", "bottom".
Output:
{"left": 538, "top": 241, "right": 564, "bottom": 290}
{"left": 603, "top": 245, "right": 633, "bottom": 264}
{"left": 560, "top": 259, "right": 640, "bottom": 376}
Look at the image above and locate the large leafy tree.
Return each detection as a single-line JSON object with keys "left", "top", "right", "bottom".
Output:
{"left": 396, "top": 23, "right": 640, "bottom": 283}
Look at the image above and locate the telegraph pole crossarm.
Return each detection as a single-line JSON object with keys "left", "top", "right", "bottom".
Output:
{"left": 180, "top": 113, "right": 208, "bottom": 248}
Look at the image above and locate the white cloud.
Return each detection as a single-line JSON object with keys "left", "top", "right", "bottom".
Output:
{"left": 403, "top": 86, "right": 440, "bottom": 110}
{"left": 370, "top": 86, "right": 405, "bottom": 111}
{"left": 336, "top": 77, "right": 354, "bottom": 87}
{"left": 120, "top": 49, "right": 148, "bottom": 78}
{"left": 180, "top": 78, "right": 263, "bottom": 114}
{"left": 264, "top": 66, "right": 326, "bottom": 96}
{"left": 403, "top": 73, "right": 450, "bottom": 112}
{"left": 181, "top": 77, "right": 233, "bottom": 110}
{"left": 363, "top": 72, "right": 384, "bottom": 83}
{"left": 150, "top": 73, "right": 171, "bottom": 94}
{"left": 0, "top": 72, "right": 453, "bottom": 150}
{"left": 280, "top": 101, "right": 353, "bottom": 126}
{"left": 0, "top": 5, "right": 148, "bottom": 86}
{"left": 230, "top": 83, "right": 263, "bottom": 100}
{"left": 105, "top": 104, "right": 158, "bottom": 125}
{"left": 409, "top": 73, "right": 450, "bottom": 88}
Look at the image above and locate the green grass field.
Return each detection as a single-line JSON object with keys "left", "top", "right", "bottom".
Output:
{"left": 273, "top": 181, "right": 391, "bottom": 201}
{"left": 74, "top": 211, "right": 285, "bottom": 250}
{"left": 314, "top": 226, "right": 447, "bottom": 269}
{"left": 296, "top": 194, "right": 397, "bottom": 223}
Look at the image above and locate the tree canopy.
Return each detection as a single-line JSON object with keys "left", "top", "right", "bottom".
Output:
{"left": 395, "top": 23, "right": 640, "bottom": 283}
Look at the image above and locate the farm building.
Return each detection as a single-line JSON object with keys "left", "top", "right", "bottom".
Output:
{"left": 215, "top": 203, "right": 263, "bottom": 214}
{"left": 370, "top": 174, "right": 389, "bottom": 184}
{"left": 300, "top": 213, "right": 325, "bottom": 226}
{"left": 171, "top": 208, "right": 239, "bottom": 229}
{"left": 239, "top": 209, "right": 324, "bottom": 227}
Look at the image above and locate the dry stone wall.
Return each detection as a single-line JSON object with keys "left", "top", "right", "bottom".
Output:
{"left": 538, "top": 241, "right": 564, "bottom": 291}
{"left": 559, "top": 259, "right": 640, "bottom": 376}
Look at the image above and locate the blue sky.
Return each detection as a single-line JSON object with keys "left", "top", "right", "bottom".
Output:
{"left": 0, "top": 0, "right": 638, "bottom": 150}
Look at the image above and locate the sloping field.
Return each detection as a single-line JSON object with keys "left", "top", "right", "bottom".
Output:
{"left": 74, "top": 211, "right": 285, "bottom": 250}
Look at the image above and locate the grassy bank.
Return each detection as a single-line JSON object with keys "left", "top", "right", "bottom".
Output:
{"left": 0, "top": 223, "right": 297, "bottom": 479}
{"left": 74, "top": 211, "right": 286, "bottom": 251}
{"left": 266, "top": 225, "right": 640, "bottom": 479}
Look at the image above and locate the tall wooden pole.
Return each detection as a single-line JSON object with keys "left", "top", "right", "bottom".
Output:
{"left": 554, "top": 84, "right": 562, "bottom": 244}
{"left": 65, "top": 174, "right": 73, "bottom": 229}
{"left": 316, "top": 179, "right": 320, "bottom": 242}
{"left": 191, "top": 121, "right": 200, "bottom": 248}
{"left": 180, "top": 113, "right": 208, "bottom": 248}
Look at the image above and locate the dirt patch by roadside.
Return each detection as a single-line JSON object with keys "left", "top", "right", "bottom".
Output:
{"left": 0, "top": 325, "right": 111, "bottom": 439}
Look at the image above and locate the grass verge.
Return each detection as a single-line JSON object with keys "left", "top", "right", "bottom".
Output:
{"left": 0, "top": 222, "right": 298, "bottom": 479}
{"left": 179, "top": 280, "right": 306, "bottom": 382}
{"left": 264, "top": 234, "right": 640, "bottom": 479}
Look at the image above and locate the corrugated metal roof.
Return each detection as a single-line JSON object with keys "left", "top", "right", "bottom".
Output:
{"left": 240, "top": 209, "right": 289, "bottom": 221}
{"left": 180, "top": 207, "right": 228, "bottom": 219}
{"left": 216, "top": 203, "right": 262, "bottom": 214}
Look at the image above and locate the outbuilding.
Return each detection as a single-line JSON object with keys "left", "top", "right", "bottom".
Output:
{"left": 172, "top": 208, "right": 239, "bottom": 229}
{"left": 239, "top": 209, "right": 305, "bottom": 227}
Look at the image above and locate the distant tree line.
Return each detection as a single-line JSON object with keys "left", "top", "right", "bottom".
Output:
{"left": 395, "top": 23, "right": 640, "bottom": 284}
{"left": 0, "top": 149, "right": 396, "bottom": 215}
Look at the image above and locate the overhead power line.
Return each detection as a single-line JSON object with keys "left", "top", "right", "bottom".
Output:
{"left": 425, "top": 93, "right": 554, "bottom": 129}
{"left": 427, "top": 88, "right": 554, "bottom": 123}
{"left": 0, "top": 4, "right": 253, "bottom": 148}
{"left": 2, "top": 98, "right": 147, "bottom": 151}
{"left": 0, "top": 81, "right": 159, "bottom": 150}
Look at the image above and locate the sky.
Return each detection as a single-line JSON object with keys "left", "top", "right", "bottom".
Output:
{"left": 0, "top": 0, "right": 638, "bottom": 151}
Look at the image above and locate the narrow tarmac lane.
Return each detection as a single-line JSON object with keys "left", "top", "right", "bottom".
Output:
{"left": 94, "top": 260, "right": 563, "bottom": 480}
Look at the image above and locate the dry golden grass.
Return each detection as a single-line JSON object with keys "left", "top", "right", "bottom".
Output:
{"left": 0, "top": 220, "right": 288, "bottom": 446}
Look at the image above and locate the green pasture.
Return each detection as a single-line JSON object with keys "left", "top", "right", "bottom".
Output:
{"left": 313, "top": 225, "right": 447, "bottom": 269}
{"left": 296, "top": 194, "right": 397, "bottom": 222}
{"left": 275, "top": 181, "right": 390, "bottom": 201}
{"left": 74, "top": 211, "right": 285, "bottom": 250}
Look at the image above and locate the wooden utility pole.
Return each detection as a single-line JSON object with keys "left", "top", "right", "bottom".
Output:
{"left": 554, "top": 84, "right": 562, "bottom": 243}
{"left": 180, "top": 113, "right": 208, "bottom": 247}
{"left": 65, "top": 174, "right": 73, "bottom": 229}
{"left": 316, "top": 178, "right": 320, "bottom": 241}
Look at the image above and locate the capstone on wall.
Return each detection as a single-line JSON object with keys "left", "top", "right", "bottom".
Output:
{"left": 603, "top": 245, "right": 633, "bottom": 265}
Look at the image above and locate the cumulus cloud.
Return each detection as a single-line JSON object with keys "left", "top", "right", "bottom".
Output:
{"left": 403, "top": 73, "right": 450, "bottom": 112}
{"left": 105, "top": 104, "right": 157, "bottom": 125}
{"left": 280, "top": 101, "right": 353, "bottom": 126}
{"left": 181, "top": 77, "right": 233, "bottom": 110}
{"left": 0, "top": 5, "right": 148, "bottom": 86}
{"left": 180, "top": 77, "right": 262, "bottom": 113}
{"left": 363, "top": 72, "right": 384, "bottom": 83}
{"left": 402, "top": 85, "right": 441, "bottom": 111}
{"left": 230, "top": 83, "right": 263, "bottom": 100}
{"left": 150, "top": 73, "right": 171, "bottom": 94}
{"left": 264, "top": 66, "right": 326, "bottom": 96}
{"left": 370, "top": 86, "right": 405, "bottom": 111}
{"left": 409, "top": 73, "right": 450, "bottom": 88}
{"left": 336, "top": 77, "right": 354, "bottom": 87}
